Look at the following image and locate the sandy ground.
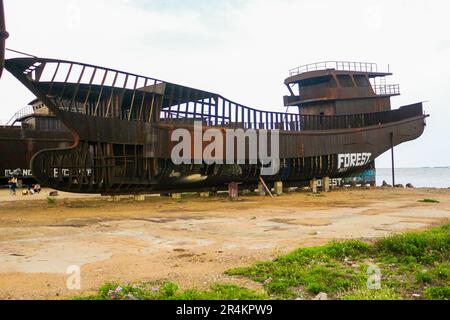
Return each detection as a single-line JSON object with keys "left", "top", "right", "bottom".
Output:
{"left": 0, "top": 187, "right": 449, "bottom": 300}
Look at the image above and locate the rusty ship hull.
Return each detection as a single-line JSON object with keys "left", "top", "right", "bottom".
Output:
{"left": 0, "top": 99, "right": 73, "bottom": 184}
{"left": 2, "top": 57, "right": 427, "bottom": 194}
{"left": 33, "top": 107, "right": 425, "bottom": 194}
{"left": 0, "top": 125, "right": 72, "bottom": 184}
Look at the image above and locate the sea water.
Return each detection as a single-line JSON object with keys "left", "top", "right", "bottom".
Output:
{"left": 377, "top": 167, "right": 450, "bottom": 188}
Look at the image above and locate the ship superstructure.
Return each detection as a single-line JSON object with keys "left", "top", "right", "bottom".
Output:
{"left": 0, "top": 99, "right": 72, "bottom": 182}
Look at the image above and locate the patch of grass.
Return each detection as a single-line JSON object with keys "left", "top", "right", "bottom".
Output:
{"left": 75, "top": 282, "right": 267, "bottom": 301}
{"left": 430, "top": 262, "right": 450, "bottom": 280}
{"left": 268, "top": 265, "right": 359, "bottom": 296}
{"left": 342, "top": 288, "right": 402, "bottom": 300}
{"left": 322, "top": 240, "right": 371, "bottom": 259}
{"left": 415, "top": 271, "right": 435, "bottom": 284}
{"left": 47, "top": 196, "right": 57, "bottom": 205}
{"left": 374, "top": 224, "right": 450, "bottom": 264}
{"left": 227, "top": 224, "right": 450, "bottom": 300}
{"left": 423, "top": 286, "right": 450, "bottom": 300}
{"left": 226, "top": 240, "right": 370, "bottom": 297}
{"left": 160, "top": 282, "right": 179, "bottom": 297}
{"left": 418, "top": 198, "right": 440, "bottom": 203}
{"left": 275, "top": 240, "right": 370, "bottom": 264}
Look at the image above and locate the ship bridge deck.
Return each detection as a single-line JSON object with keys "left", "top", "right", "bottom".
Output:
{"left": 287, "top": 61, "right": 393, "bottom": 84}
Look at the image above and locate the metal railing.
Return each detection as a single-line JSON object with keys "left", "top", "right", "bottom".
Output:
{"left": 159, "top": 93, "right": 302, "bottom": 131}
{"left": 299, "top": 103, "right": 423, "bottom": 131}
{"left": 162, "top": 102, "right": 424, "bottom": 132}
{"left": 289, "top": 61, "right": 379, "bottom": 77}
{"left": 5, "top": 105, "right": 34, "bottom": 126}
{"left": 373, "top": 84, "right": 400, "bottom": 96}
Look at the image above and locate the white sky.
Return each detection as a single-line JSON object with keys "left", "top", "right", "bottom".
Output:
{"left": 1, "top": 0, "right": 449, "bottom": 168}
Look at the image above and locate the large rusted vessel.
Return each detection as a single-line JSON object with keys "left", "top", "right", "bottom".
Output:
{"left": 0, "top": 1, "right": 427, "bottom": 194}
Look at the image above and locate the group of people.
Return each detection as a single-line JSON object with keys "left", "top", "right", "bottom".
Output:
{"left": 8, "top": 177, "right": 41, "bottom": 196}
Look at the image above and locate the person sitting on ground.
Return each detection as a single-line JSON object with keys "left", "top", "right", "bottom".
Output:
{"left": 28, "top": 186, "right": 35, "bottom": 195}
{"left": 33, "top": 184, "right": 41, "bottom": 194}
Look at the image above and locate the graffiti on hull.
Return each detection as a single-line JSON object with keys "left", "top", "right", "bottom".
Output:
{"left": 337, "top": 153, "right": 372, "bottom": 173}
{"left": 4, "top": 168, "right": 33, "bottom": 178}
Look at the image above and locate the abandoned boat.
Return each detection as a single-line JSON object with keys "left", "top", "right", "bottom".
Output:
{"left": 0, "top": 1, "right": 427, "bottom": 194}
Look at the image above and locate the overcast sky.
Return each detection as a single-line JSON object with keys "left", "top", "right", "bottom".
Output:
{"left": 1, "top": 0, "right": 449, "bottom": 168}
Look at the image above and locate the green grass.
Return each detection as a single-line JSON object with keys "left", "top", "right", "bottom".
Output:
{"left": 76, "top": 224, "right": 450, "bottom": 300}
{"left": 227, "top": 224, "right": 450, "bottom": 300}
{"left": 47, "top": 196, "right": 57, "bottom": 205}
{"left": 430, "top": 262, "right": 450, "bottom": 280}
{"left": 423, "top": 286, "right": 450, "bottom": 300}
{"left": 226, "top": 240, "right": 370, "bottom": 298}
{"left": 75, "top": 282, "right": 268, "bottom": 301}
{"left": 415, "top": 271, "right": 435, "bottom": 284}
{"left": 342, "top": 288, "right": 403, "bottom": 300}
{"left": 418, "top": 198, "right": 440, "bottom": 203}
{"left": 374, "top": 223, "right": 449, "bottom": 264}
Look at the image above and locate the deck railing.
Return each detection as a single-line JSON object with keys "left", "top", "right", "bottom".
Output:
{"left": 161, "top": 103, "right": 424, "bottom": 132}
{"left": 298, "top": 103, "right": 423, "bottom": 131}
{"left": 5, "top": 105, "right": 34, "bottom": 126}
{"left": 289, "top": 61, "right": 380, "bottom": 77}
{"left": 373, "top": 84, "right": 400, "bottom": 96}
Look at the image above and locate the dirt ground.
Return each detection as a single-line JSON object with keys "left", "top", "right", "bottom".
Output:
{"left": 0, "top": 187, "right": 449, "bottom": 300}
